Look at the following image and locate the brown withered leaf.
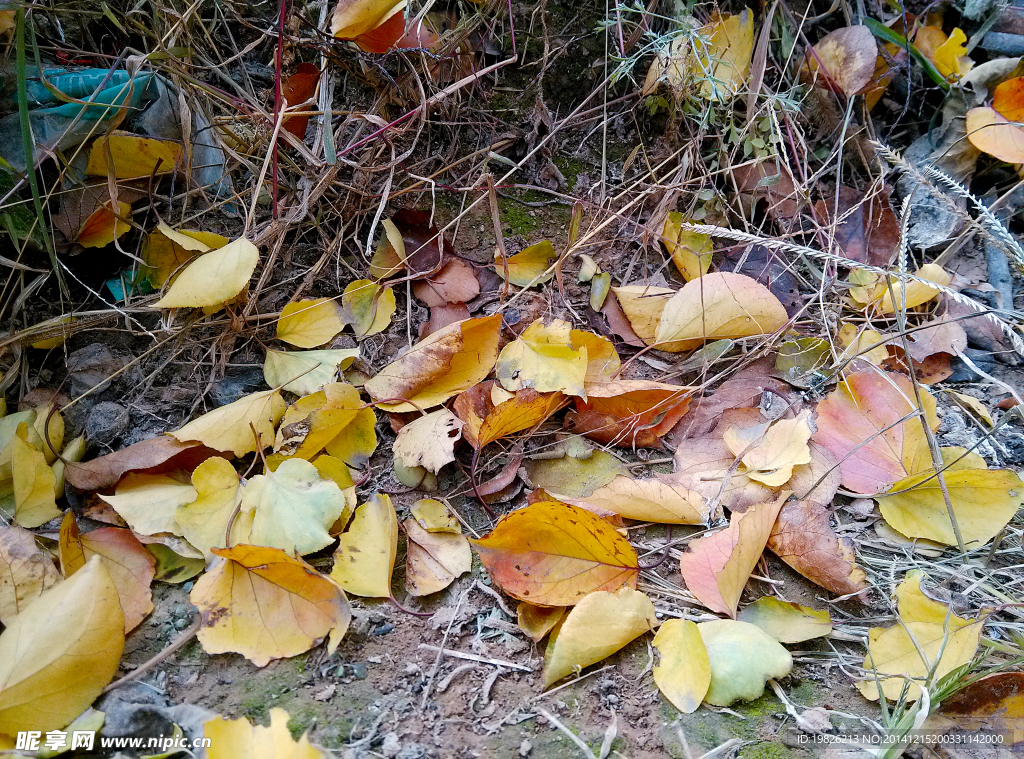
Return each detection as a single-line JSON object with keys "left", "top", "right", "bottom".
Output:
{"left": 0, "top": 526, "right": 62, "bottom": 625}
{"left": 66, "top": 436, "right": 221, "bottom": 491}
{"left": 816, "top": 185, "right": 901, "bottom": 266}
{"left": 720, "top": 245, "right": 802, "bottom": 316}
{"left": 904, "top": 315, "right": 968, "bottom": 363}
{"left": 767, "top": 499, "right": 868, "bottom": 596}
{"left": 568, "top": 380, "right": 692, "bottom": 449}
{"left": 420, "top": 303, "right": 471, "bottom": 339}
{"left": 376, "top": 209, "right": 449, "bottom": 278}
{"left": 411, "top": 258, "right": 480, "bottom": 306}
{"left": 731, "top": 162, "right": 801, "bottom": 225}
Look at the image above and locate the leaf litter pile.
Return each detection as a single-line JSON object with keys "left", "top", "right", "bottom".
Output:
{"left": 4, "top": 0, "right": 1024, "bottom": 755}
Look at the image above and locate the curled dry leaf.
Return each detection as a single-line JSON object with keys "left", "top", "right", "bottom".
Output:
{"left": 698, "top": 619, "right": 792, "bottom": 706}
{"left": 342, "top": 279, "right": 396, "bottom": 338}
{"left": 205, "top": 708, "right": 325, "bottom": 759}
{"left": 568, "top": 380, "right": 692, "bottom": 449}
{"left": 859, "top": 570, "right": 985, "bottom": 702}
{"left": 542, "top": 587, "right": 657, "bottom": 687}
{"left": 737, "top": 596, "right": 832, "bottom": 643}
{"left": 518, "top": 603, "right": 566, "bottom": 642}
{"left": 171, "top": 389, "right": 286, "bottom": 458}
{"left": 495, "top": 319, "right": 588, "bottom": 397}
{"left": 152, "top": 237, "right": 259, "bottom": 310}
{"left": 404, "top": 518, "right": 471, "bottom": 596}
{"left": 365, "top": 315, "right": 502, "bottom": 412}
{"left": 471, "top": 500, "right": 639, "bottom": 606}
{"left": 76, "top": 201, "right": 131, "bottom": 249}
{"left": 276, "top": 298, "right": 348, "bottom": 348}
{"left": 191, "top": 545, "right": 350, "bottom": 668}
{"left": 0, "top": 556, "right": 124, "bottom": 734}
{"left": 454, "top": 381, "right": 567, "bottom": 450}
{"left": 662, "top": 212, "right": 712, "bottom": 282}
{"left": 393, "top": 408, "right": 464, "bottom": 473}
{"left": 410, "top": 498, "right": 460, "bottom": 533}
{"left": 331, "top": 0, "right": 406, "bottom": 39}
{"left": 330, "top": 493, "right": 398, "bottom": 597}
{"left": 678, "top": 493, "right": 789, "bottom": 617}
{"left": 652, "top": 619, "right": 711, "bottom": 714}
{"left": 65, "top": 436, "right": 219, "bottom": 491}
{"left": 0, "top": 525, "right": 61, "bottom": 625}
{"left": 723, "top": 410, "right": 813, "bottom": 487}
{"left": 654, "top": 272, "right": 789, "bottom": 352}
{"left": 141, "top": 223, "right": 228, "bottom": 289}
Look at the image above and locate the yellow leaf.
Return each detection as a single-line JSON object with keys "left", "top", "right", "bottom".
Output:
{"left": 393, "top": 409, "right": 464, "bottom": 473}
{"left": 696, "top": 9, "right": 755, "bottom": 101}
{"left": 562, "top": 474, "right": 709, "bottom": 524}
{"left": 331, "top": 0, "right": 406, "bottom": 39}
{"left": 192, "top": 545, "right": 350, "bottom": 667}
{"left": 655, "top": 272, "right": 788, "bottom": 351}
{"left": 517, "top": 603, "right": 566, "bottom": 642}
{"left": 471, "top": 501, "right": 639, "bottom": 606}
{"left": 404, "top": 518, "right": 472, "bottom": 596}
{"left": 678, "top": 494, "right": 790, "bottom": 617}
{"left": 205, "top": 708, "right": 326, "bottom": 759}
{"left": 837, "top": 323, "right": 888, "bottom": 365}
{"left": 736, "top": 597, "right": 832, "bottom": 643}
{"left": 411, "top": 499, "right": 461, "bottom": 533}
{"left": 877, "top": 264, "right": 951, "bottom": 314}
{"left": 330, "top": 494, "right": 398, "bottom": 597}
{"left": 495, "top": 240, "right": 556, "bottom": 287}
{"left": 859, "top": 570, "right": 985, "bottom": 701}
{"left": 98, "top": 473, "right": 197, "bottom": 536}
{"left": 342, "top": 280, "right": 396, "bottom": 338}
{"left": 495, "top": 319, "right": 588, "bottom": 397}
{"left": 141, "top": 223, "right": 228, "bottom": 289}
{"left": 876, "top": 467, "right": 1024, "bottom": 547}
{"left": 652, "top": 619, "right": 711, "bottom": 713}
{"left": 76, "top": 201, "right": 132, "bottom": 249}
{"left": 966, "top": 106, "right": 1024, "bottom": 164}
{"left": 698, "top": 619, "right": 792, "bottom": 705}
{"left": 276, "top": 298, "right": 347, "bottom": 348}
{"left": 175, "top": 457, "right": 253, "bottom": 561}
{"left": 31, "top": 403, "right": 64, "bottom": 465}
{"left": 275, "top": 383, "right": 375, "bottom": 467}
{"left": 662, "top": 212, "right": 712, "bottom": 281}
{"left": 10, "top": 429, "right": 60, "bottom": 529}
{"left": 365, "top": 315, "right": 502, "bottom": 412}
{"left": 723, "top": 410, "right": 813, "bottom": 487}
{"left": 611, "top": 285, "right": 679, "bottom": 347}
{"left": 571, "top": 330, "right": 620, "bottom": 385}
{"left": 542, "top": 587, "right": 657, "bottom": 687}
{"left": 264, "top": 348, "right": 359, "bottom": 396}
{"left": 171, "top": 389, "right": 285, "bottom": 457}
{"left": 919, "top": 26, "right": 972, "bottom": 80}
{"left": 152, "top": 237, "right": 260, "bottom": 309}
{"left": 85, "top": 132, "right": 182, "bottom": 180}
{"left": 0, "top": 556, "right": 124, "bottom": 734}
{"left": 368, "top": 218, "right": 406, "bottom": 279}
{"left": 0, "top": 526, "right": 62, "bottom": 625}
{"left": 948, "top": 391, "right": 994, "bottom": 427}
{"left": 453, "top": 381, "right": 566, "bottom": 450}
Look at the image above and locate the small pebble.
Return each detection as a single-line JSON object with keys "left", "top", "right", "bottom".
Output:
{"left": 351, "top": 662, "right": 368, "bottom": 680}
{"left": 174, "top": 618, "right": 188, "bottom": 630}
{"left": 372, "top": 623, "right": 394, "bottom": 636}
{"left": 183, "top": 581, "right": 194, "bottom": 592}
{"left": 174, "top": 605, "right": 186, "bottom": 617}
{"left": 519, "top": 739, "right": 533, "bottom": 757}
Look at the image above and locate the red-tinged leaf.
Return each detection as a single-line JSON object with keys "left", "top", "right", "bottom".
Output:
{"left": 282, "top": 63, "right": 320, "bottom": 138}
{"left": 352, "top": 9, "right": 405, "bottom": 52}
{"left": 993, "top": 77, "right": 1024, "bottom": 122}
{"left": 568, "top": 380, "right": 692, "bottom": 448}
{"left": 66, "top": 436, "right": 221, "bottom": 491}
{"left": 411, "top": 258, "right": 480, "bottom": 307}
{"left": 678, "top": 493, "right": 789, "bottom": 618}
{"left": 815, "top": 186, "right": 900, "bottom": 266}
{"left": 804, "top": 25, "right": 878, "bottom": 96}
{"left": 454, "top": 381, "right": 567, "bottom": 449}
{"left": 471, "top": 501, "right": 639, "bottom": 606}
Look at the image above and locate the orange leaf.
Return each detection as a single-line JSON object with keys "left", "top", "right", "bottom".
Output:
{"left": 192, "top": 544, "right": 350, "bottom": 667}
{"left": 471, "top": 501, "right": 639, "bottom": 606}
{"left": 282, "top": 63, "right": 320, "bottom": 138}
{"left": 966, "top": 107, "right": 1024, "bottom": 164}
{"left": 993, "top": 77, "right": 1024, "bottom": 122}
{"left": 568, "top": 380, "right": 692, "bottom": 448}
{"left": 678, "top": 493, "right": 789, "bottom": 618}
{"left": 453, "top": 381, "right": 567, "bottom": 449}
{"left": 352, "top": 9, "right": 406, "bottom": 52}
{"left": 517, "top": 603, "right": 566, "bottom": 642}
{"left": 76, "top": 201, "right": 131, "bottom": 248}
{"left": 812, "top": 370, "right": 937, "bottom": 495}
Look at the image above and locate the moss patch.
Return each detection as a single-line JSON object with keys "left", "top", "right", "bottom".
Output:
{"left": 498, "top": 197, "right": 541, "bottom": 236}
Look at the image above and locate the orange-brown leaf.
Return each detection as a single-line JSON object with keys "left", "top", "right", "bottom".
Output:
{"left": 568, "top": 380, "right": 691, "bottom": 448}
{"left": 453, "top": 381, "right": 567, "bottom": 449}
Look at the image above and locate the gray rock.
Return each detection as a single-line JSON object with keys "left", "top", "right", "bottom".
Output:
{"left": 85, "top": 402, "right": 129, "bottom": 445}
{"left": 209, "top": 368, "right": 266, "bottom": 407}
{"left": 68, "top": 344, "right": 126, "bottom": 396}
{"left": 396, "top": 745, "right": 427, "bottom": 759}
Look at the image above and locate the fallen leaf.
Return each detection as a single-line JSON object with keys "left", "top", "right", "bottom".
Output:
{"left": 876, "top": 467, "right": 1024, "bottom": 547}
{"left": 264, "top": 348, "right": 360, "bottom": 396}
{"left": 611, "top": 285, "right": 682, "bottom": 349}
{"left": 966, "top": 106, "right": 1024, "bottom": 164}
{"left": 330, "top": 494, "right": 398, "bottom": 597}
{"left": 495, "top": 319, "right": 588, "bottom": 397}
{"left": 141, "top": 223, "right": 228, "bottom": 289}
{"left": 454, "top": 381, "right": 567, "bottom": 449}
{"left": 696, "top": 9, "right": 755, "bottom": 101}
{"left": 365, "top": 315, "right": 502, "bottom": 412}
{"left": 76, "top": 201, "right": 131, "bottom": 249}
{"left": 662, "top": 213, "right": 712, "bottom": 282}
{"left": 568, "top": 380, "right": 692, "bottom": 448}
{"left": 152, "top": 237, "right": 259, "bottom": 310}
{"left": 518, "top": 603, "right": 566, "bottom": 642}
{"left": 342, "top": 279, "right": 396, "bottom": 339}
{"left": 0, "top": 556, "right": 124, "bottom": 734}
{"left": 767, "top": 499, "right": 868, "bottom": 596}
{"left": 731, "top": 165, "right": 801, "bottom": 226}
{"left": 859, "top": 570, "right": 985, "bottom": 701}
{"left": 876, "top": 264, "right": 951, "bottom": 315}
{"left": 837, "top": 324, "right": 889, "bottom": 366}
{"left": 723, "top": 410, "right": 813, "bottom": 487}
{"left": 411, "top": 499, "right": 460, "bottom": 533}
{"left": 939, "top": 672, "right": 1024, "bottom": 718}
{"left": 369, "top": 210, "right": 450, "bottom": 279}
{"left": 679, "top": 494, "right": 789, "bottom": 617}
{"left": 192, "top": 545, "right": 350, "bottom": 667}
{"left": 916, "top": 26, "right": 972, "bottom": 80}
{"left": 471, "top": 501, "right": 639, "bottom": 606}
{"left": 9, "top": 430, "right": 60, "bottom": 528}
{"left": 171, "top": 389, "right": 286, "bottom": 457}
{"left": 812, "top": 370, "right": 937, "bottom": 495}
{"left": 404, "top": 518, "right": 471, "bottom": 596}
{"left": 282, "top": 62, "right": 320, "bottom": 138}
{"left": 698, "top": 619, "right": 792, "bottom": 705}
{"left": 737, "top": 597, "right": 832, "bottom": 643}
{"left": 205, "top": 707, "right": 326, "bottom": 759}
{"left": 85, "top": 132, "right": 182, "bottom": 180}
{"left": 655, "top": 272, "right": 788, "bottom": 351}
{"left": 571, "top": 330, "right": 620, "bottom": 385}
{"left": 563, "top": 474, "right": 708, "bottom": 524}
{"left": 98, "top": 473, "right": 196, "bottom": 536}
{"left": 947, "top": 391, "right": 993, "bottom": 427}
{"left": 542, "top": 587, "right": 657, "bottom": 687}
{"left": 65, "top": 436, "right": 218, "bottom": 491}
{"left": 331, "top": 0, "right": 406, "bottom": 40}
{"left": 524, "top": 449, "right": 626, "bottom": 498}
{"left": 351, "top": 8, "right": 406, "bottom": 52}
{"left": 276, "top": 298, "right": 348, "bottom": 348}
{"left": 817, "top": 185, "right": 900, "bottom": 267}
{"left": 393, "top": 409, "right": 464, "bottom": 473}
{"left": 904, "top": 316, "right": 967, "bottom": 362}
{"left": 420, "top": 303, "right": 471, "bottom": 338}
{"left": 411, "top": 258, "right": 480, "bottom": 306}
{"left": 652, "top": 619, "right": 711, "bottom": 714}
{"left": 274, "top": 383, "right": 376, "bottom": 467}
{"left": 495, "top": 241, "right": 556, "bottom": 287}
{"left": 0, "top": 526, "right": 61, "bottom": 625}
{"left": 805, "top": 26, "right": 878, "bottom": 96}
